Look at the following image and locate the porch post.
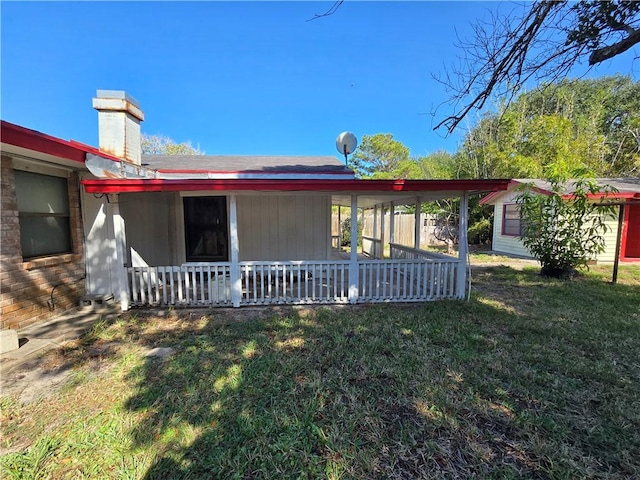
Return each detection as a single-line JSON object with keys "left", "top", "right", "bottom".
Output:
{"left": 373, "top": 205, "right": 379, "bottom": 257}
{"left": 110, "top": 197, "right": 130, "bottom": 311}
{"left": 229, "top": 195, "right": 242, "bottom": 307}
{"left": 457, "top": 192, "right": 469, "bottom": 299}
{"left": 389, "top": 202, "right": 395, "bottom": 258}
{"left": 348, "top": 195, "right": 359, "bottom": 304}
{"left": 380, "top": 204, "right": 386, "bottom": 259}
{"left": 414, "top": 197, "right": 421, "bottom": 249}
{"left": 338, "top": 206, "right": 342, "bottom": 250}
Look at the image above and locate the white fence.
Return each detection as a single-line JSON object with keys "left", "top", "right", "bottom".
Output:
{"left": 127, "top": 252, "right": 461, "bottom": 308}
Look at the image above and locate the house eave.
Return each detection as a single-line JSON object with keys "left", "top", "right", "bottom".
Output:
{"left": 81, "top": 178, "right": 511, "bottom": 204}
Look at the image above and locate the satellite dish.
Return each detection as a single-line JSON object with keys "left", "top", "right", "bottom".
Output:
{"left": 336, "top": 131, "right": 357, "bottom": 164}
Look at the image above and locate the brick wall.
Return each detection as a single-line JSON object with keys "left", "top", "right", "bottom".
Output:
{"left": 1, "top": 155, "right": 86, "bottom": 330}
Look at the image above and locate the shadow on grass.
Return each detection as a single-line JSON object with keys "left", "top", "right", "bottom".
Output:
{"left": 116, "top": 266, "right": 640, "bottom": 479}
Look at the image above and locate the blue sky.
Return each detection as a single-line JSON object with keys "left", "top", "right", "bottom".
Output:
{"left": 2, "top": 1, "right": 638, "bottom": 158}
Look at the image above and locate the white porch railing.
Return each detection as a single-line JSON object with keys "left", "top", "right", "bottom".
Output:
{"left": 358, "top": 259, "right": 458, "bottom": 302}
{"left": 390, "top": 242, "right": 454, "bottom": 261}
{"left": 127, "top": 257, "right": 461, "bottom": 308}
{"left": 128, "top": 263, "right": 233, "bottom": 307}
{"left": 239, "top": 261, "right": 350, "bottom": 305}
{"left": 362, "top": 235, "right": 383, "bottom": 258}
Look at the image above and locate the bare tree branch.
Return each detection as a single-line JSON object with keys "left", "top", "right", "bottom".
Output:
{"left": 589, "top": 27, "right": 640, "bottom": 64}
{"left": 307, "top": 1, "right": 344, "bottom": 22}
{"left": 435, "top": 1, "right": 640, "bottom": 135}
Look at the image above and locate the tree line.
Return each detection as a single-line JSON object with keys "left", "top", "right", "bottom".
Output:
{"left": 352, "top": 75, "right": 639, "bottom": 182}
{"left": 350, "top": 75, "right": 638, "bottom": 251}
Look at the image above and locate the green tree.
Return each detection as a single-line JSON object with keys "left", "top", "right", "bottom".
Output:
{"left": 142, "top": 134, "right": 204, "bottom": 155}
{"left": 460, "top": 77, "right": 640, "bottom": 178}
{"left": 350, "top": 133, "right": 410, "bottom": 178}
{"left": 516, "top": 172, "right": 617, "bottom": 278}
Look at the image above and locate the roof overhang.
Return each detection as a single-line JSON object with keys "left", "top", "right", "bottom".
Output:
{"left": 0, "top": 120, "right": 123, "bottom": 170}
{"left": 480, "top": 178, "right": 640, "bottom": 205}
{"left": 85, "top": 153, "right": 355, "bottom": 181}
{"left": 81, "top": 178, "right": 511, "bottom": 207}
{"left": 1, "top": 120, "right": 88, "bottom": 168}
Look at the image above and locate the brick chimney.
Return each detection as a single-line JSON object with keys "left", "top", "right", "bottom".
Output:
{"left": 92, "top": 90, "right": 144, "bottom": 165}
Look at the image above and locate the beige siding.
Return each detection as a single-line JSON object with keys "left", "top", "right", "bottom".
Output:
{"left": 594, "top": 209, "right": 620, "bottom": 263}
{"left": 237, "top": 195, "right": 330, "bottom": 260}
{"left": 491, "top": 191, "right": 621, "bottom": 263}
{"left": 120, "top": 192, "right": 179, "bottom": 265}
{"left": 491, "top": 190, "right": 533, "bottom": 258}
{"left": 83, "top": 193, "right": 118, "bottom": 294}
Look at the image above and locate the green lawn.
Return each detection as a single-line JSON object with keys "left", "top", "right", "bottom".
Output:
{"left": 2, "top": 264, "right": 639, "bottom": 479}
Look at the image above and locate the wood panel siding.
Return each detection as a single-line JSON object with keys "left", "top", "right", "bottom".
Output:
{"left": 491, "top": 190, "right": 621, "bottom": 263}
{"left": 237, "top": 195, "right": 330, "bottom": 261}
{"left": 491, "top": 190, "right": 533, "bottom": 258}
{"left": 120, "top": 192, "right": 178, "bottom": 266}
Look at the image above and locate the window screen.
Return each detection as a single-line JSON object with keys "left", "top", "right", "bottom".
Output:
{"left": 502, "top": 203, "right": 522, "bottom": 236}
{"left": 15, "top": 170, "right": 72, "bottom": 258}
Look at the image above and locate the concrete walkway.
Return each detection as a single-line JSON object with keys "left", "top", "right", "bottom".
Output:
{"left": 0, "top": 306, "right": 120, "bottom": 377}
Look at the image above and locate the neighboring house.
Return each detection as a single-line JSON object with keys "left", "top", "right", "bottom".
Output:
{"left": 1, "top": 90, "right": 511, "bottom": 330}
{"left": 481, "top": 179, "right": 640, "bottom": 263}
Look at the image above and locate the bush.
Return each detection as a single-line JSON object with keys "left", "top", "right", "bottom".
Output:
{"left": 341, "top": 216, "right": 363, "bottom": 247}
{"left": 517, "top": 176, "right": 617, "bottom": 278}
{"left": 468, "top": 218, "right": 492, "bottom": 245}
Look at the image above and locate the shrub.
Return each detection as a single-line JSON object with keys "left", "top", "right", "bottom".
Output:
{"left": 468, "top": 218, "right": 492, "bottom": 245}
{"left": 517, "top": 176, "right": 617, "bottom": 278}
{"left": 341, "top": 216, "right": 364, "bottom": 247}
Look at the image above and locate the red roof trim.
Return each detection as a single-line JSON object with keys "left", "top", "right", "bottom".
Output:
{"left": 81, "top": 178, "right": 511, "bottom": 194}
{"left": 68, "top": 140, "right": 124, "bottom": 162}
{"left": 579, "top": 192, "right": 639, "bottom": 200}
{"left": 1, "top": 120, "right": 88, "bottom": 164}
{"left": 480, "top": 180, "right": 640, "bottom": 204}
{"left": 479, "top": 180, "right": 523, "bottom": 205}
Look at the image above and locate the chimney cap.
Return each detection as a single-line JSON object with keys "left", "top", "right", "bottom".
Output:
{"left": 95, "top": 89, "right": 141, "bottom": 109}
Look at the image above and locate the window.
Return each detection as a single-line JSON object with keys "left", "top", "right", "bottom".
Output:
{"left": 502, "top": 203, "right": 523, "bottom": 236}
{"left": 15, "top": 170, "right": 72, "bottom": 259}
{"left": 184, "top": 196, "right": 228, "bottom": 262}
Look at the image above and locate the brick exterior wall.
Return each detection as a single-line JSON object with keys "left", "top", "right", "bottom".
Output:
{"left": 1, "top": 155, "right": 86, "bottom": 330}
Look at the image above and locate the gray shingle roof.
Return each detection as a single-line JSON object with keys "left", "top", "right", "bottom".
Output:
{"left": 141, "top": 154, "right": 352, "bottom": 174}
{"left": 515, "top": 178, "right": 640, "bottom": 194}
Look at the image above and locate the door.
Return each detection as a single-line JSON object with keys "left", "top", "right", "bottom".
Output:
{"left": 184, "top": 196, "right": 228, "bottom": 262}
{"left": 623, "top": 204, "right": 640, "bottom": 260}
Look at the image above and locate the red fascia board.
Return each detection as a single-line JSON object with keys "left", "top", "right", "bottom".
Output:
{"left": 1, "top": 120, "right": 87, "bottom": 163}
{"left": 479, "top": 180, "right": 535, "bottom": 205}
{"left": 578, "top": 192, "right": 639, "bottom": 200}
{"left": 479, "top": 190, "right": 503, "bottom": 205}
{"left": 68, "top": 140, "right": 124, "bottom": 162}
{"left": 81, "top": 178, "right": 511, "bottom": 194}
